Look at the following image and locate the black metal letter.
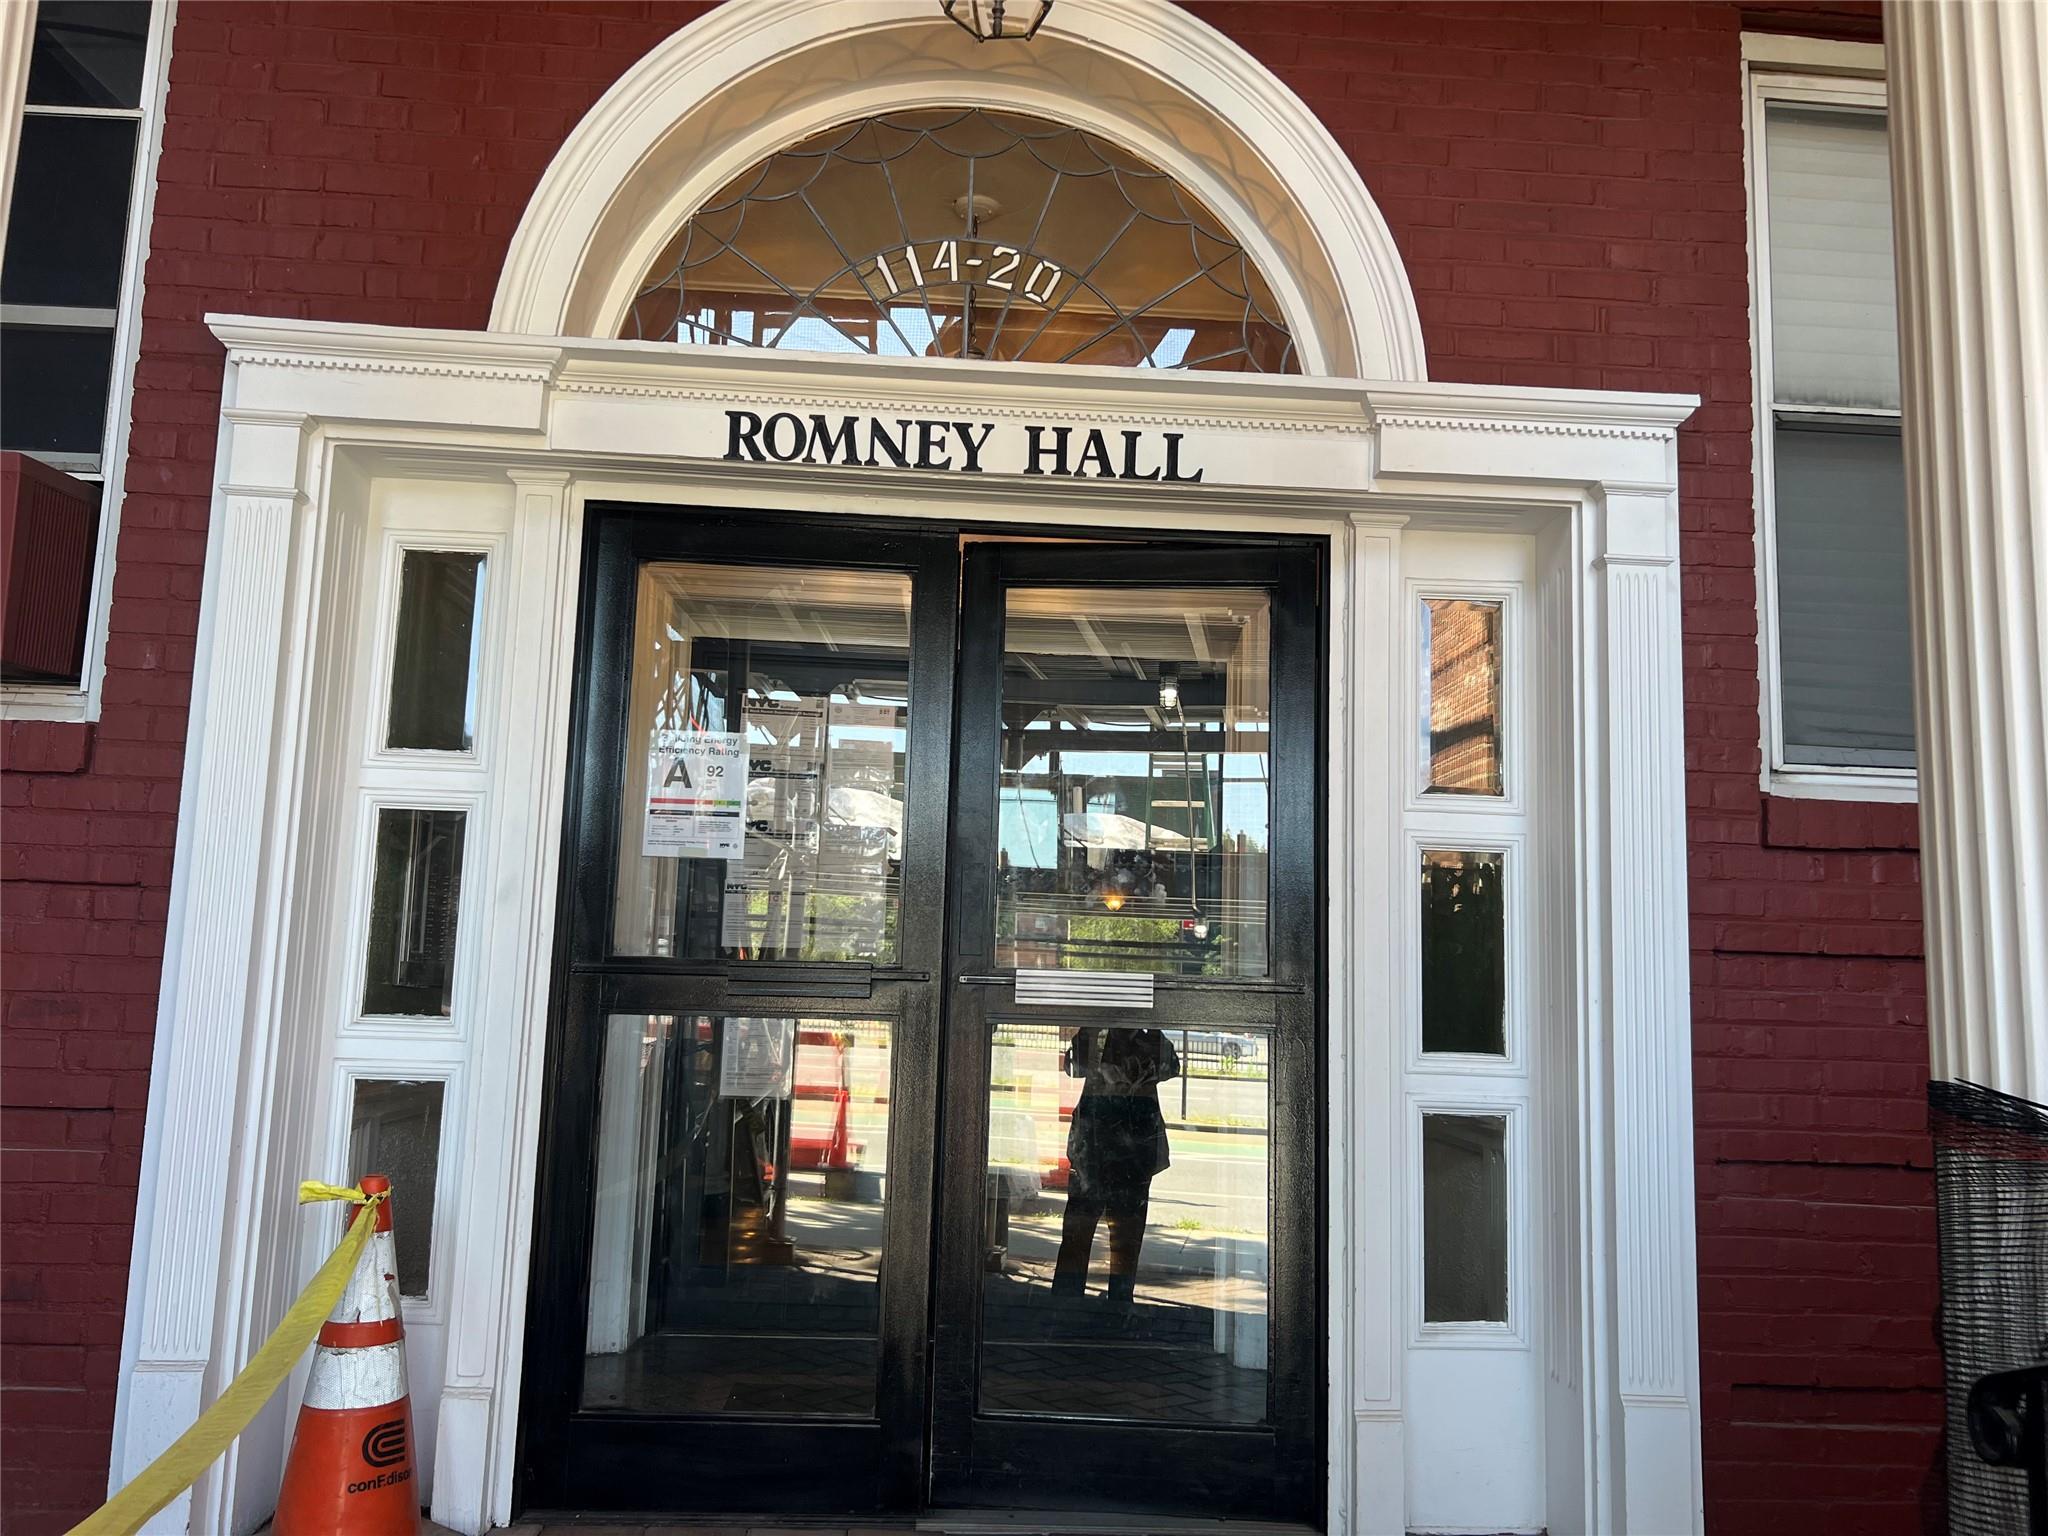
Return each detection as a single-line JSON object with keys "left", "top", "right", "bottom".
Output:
{"left": 724, "top": 410, "right": 765, "bottom": 461}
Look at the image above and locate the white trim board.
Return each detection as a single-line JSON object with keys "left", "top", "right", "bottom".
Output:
{"left": 105, "top": 314, "right": 1702, "bottom": 1536}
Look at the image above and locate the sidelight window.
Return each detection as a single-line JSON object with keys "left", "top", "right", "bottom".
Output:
{"left": 385, "top": 550, "right": 486, "bottom": 753}
{"left": 1403, "top": 555, "right": 1529, "bottom": 1361}
{"left": 347, "top": 1078, "right": 446, "bottom": 1298}
{"left": 362, "top": 808, "right": 468, "bottom": 1018}
{"left": 1420, "top": 848, "right": 1506, "bottom": 1057}
{"left": 1421, "top": 1111, "right": 1510, "bottom": 1326}
{"left": 1419, "top": 597, "right": 1503, "bottom": 798}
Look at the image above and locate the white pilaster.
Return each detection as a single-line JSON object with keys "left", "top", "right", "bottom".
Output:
{"left": 1593, "top": 485, "right": 1704, "bottom": 1536}
{"left": 1886, "top": 0, "right": 2048, "bottom": 1103}
{"left": 110, "top": 409, "right": 314, "bottom": 1532}
{"left": 1341, "top": 514, "right": 1409, "bottom": 1536}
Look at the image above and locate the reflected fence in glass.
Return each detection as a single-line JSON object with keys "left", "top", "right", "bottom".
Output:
{"left": 582, "top": 1014, "right": 894, "bottom": 1417}
{"left": 979, "top": 1022, "right": 1270, "bottom": 1425}
{"left": 996, "top": 586, "right": 1272, "bottom": 979}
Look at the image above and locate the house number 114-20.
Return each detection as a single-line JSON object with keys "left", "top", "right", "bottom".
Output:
{"left": 871, "top": 241, "right": 1064, "bottom": 305}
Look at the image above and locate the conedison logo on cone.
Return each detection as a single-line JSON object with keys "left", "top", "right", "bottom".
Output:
{"left": 275, "top": 1174, "right": 420, "bottom": 1535}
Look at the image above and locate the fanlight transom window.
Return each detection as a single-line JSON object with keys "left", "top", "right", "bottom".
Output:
{"left": 625, "top": 108, "right": 1297, "bottom": 372}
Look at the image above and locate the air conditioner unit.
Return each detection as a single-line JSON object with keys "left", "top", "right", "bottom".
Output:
{"left": 0, "top": 452, "right": 100, "bottom": 684}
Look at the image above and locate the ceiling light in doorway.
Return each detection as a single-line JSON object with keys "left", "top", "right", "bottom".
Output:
{"left": 941, "top": 0, "right": 1053, "bottom": 43}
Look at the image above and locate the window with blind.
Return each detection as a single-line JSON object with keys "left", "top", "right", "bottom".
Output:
{"left": 1751, "top": 77, "right": 1914, "bottom": 782}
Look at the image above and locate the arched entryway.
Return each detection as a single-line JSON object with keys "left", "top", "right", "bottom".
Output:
{"left": 487, "top": 0, "right": 1426, "bottom": 381}
{"left": 506, "top": 9, "right": 1368, "bottom": 1513}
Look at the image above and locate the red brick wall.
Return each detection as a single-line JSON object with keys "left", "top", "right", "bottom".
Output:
{"left": 0, "top": 3, "right": 1934, "bottom": 1533}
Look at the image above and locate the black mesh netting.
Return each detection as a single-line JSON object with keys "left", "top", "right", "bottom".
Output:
{"left": 1931, "top": 1079, "right": 2048, "bottom": 1534}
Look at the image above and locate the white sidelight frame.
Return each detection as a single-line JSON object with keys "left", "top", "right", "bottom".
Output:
{"left": 108, "top": 4, "right": 1703, "bottom": 1533}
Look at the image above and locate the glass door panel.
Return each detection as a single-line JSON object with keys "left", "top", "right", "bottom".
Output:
{"left": 997, "top": 587, "right": 1272, "bottom": 977}
{"left": 979, "top": 1020, "right": 1271, "bottom": 1425}
{"left": 526, "top": 513, "right": 956, "bottom": 1518}
{"left": 612, "top": 561, "right": 913, "bottom": 962}
{"left": 582, "top": 1013, "right": 895, "bottom": 1417}
{"left": 933, "top": 542, "right": 1321, "bottom": 1525}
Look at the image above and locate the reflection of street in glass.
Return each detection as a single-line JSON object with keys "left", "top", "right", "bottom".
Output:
{"left": 977, "top": 1024, "right": 1271, "bottom": 1424}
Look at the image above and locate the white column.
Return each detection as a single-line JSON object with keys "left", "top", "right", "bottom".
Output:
{"left": 1885, "top": 0, "right": 2048, "bottom": 1103}
{"left": 108, "top": 409, "right": 313, "bottom": 1533}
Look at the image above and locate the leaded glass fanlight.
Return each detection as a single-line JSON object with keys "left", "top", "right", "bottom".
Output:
{"left": 624, "top": 108, "right": 1298, "bottom": 372}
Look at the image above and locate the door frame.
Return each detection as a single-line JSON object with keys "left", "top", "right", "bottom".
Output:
{"left": 520, "top": 508, "right": 963, "bottom": 1514}
{"left": 125, "top": 314, "right": 1702, "bottom": 1536}
{"left": 928, "top": 539, "right": 1326, "bottom": 1520}
{"left": 522, "top": 512, "right": 1328, "bottom": 1520}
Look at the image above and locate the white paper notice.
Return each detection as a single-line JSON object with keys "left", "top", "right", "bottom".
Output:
{"left": 828, "top": 701, "right": 898, "bottom": 733}
{"left": 718, "top": 1017, "right": 795, "bottom": 1099}
{"left": 718, "top": 839, "right": 817, "bottom": 950}
{"left": 642, "top": 730, "right": 747, "bottom": 859}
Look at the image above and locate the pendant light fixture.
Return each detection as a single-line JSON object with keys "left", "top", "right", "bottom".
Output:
{"left": 941, "top": 0, "right": 1054, "bottom": 44}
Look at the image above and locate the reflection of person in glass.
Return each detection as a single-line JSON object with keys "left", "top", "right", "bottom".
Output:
{"left": 1052, "top": 1027, "right": 1179, "bottom": 1306}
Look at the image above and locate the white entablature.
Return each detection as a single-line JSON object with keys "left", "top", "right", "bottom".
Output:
{"left": 208, "top": 317, "right": 1688, "bottom": 503}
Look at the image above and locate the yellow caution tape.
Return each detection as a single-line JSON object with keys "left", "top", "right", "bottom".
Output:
{"left": 67, "top": 1184, "right": 389, "bottom": 1536}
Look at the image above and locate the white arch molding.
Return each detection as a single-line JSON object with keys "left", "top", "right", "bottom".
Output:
{"left": 489, "top": 0, "right": 1428, "bottom": 382}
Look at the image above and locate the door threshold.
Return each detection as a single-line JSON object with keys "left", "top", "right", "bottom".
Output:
{"left": 515, "top": 1517, "right": 1317, "bottom": 1535}
{"left": 918, "top": 1514, "right": 1318, "bottom": 1535}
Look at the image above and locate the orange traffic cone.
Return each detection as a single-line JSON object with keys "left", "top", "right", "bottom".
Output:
{"left": 274, "top": 1174, "right": 419, "bottom": 1535}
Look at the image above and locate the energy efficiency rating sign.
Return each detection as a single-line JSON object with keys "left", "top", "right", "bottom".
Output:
{"left": 643, "top": 730, "right": 747, "bottom": 859}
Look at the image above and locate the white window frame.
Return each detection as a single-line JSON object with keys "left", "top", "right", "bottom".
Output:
{"left": 1743, "top": 33, "right": 1914, "bottom": 802}
{"left": 1408, "top": 1094, "right": 1528, "bottom": 1348}
{"left": 1744, "top": 33, "right": 1900, "bottom": 806}
{"left": 0, "top": 0, "right": 176, "bottom": 722}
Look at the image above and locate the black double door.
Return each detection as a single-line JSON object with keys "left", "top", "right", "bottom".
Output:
{"left": 523, "top": 507, "right": 1323, "bottom": 1523}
